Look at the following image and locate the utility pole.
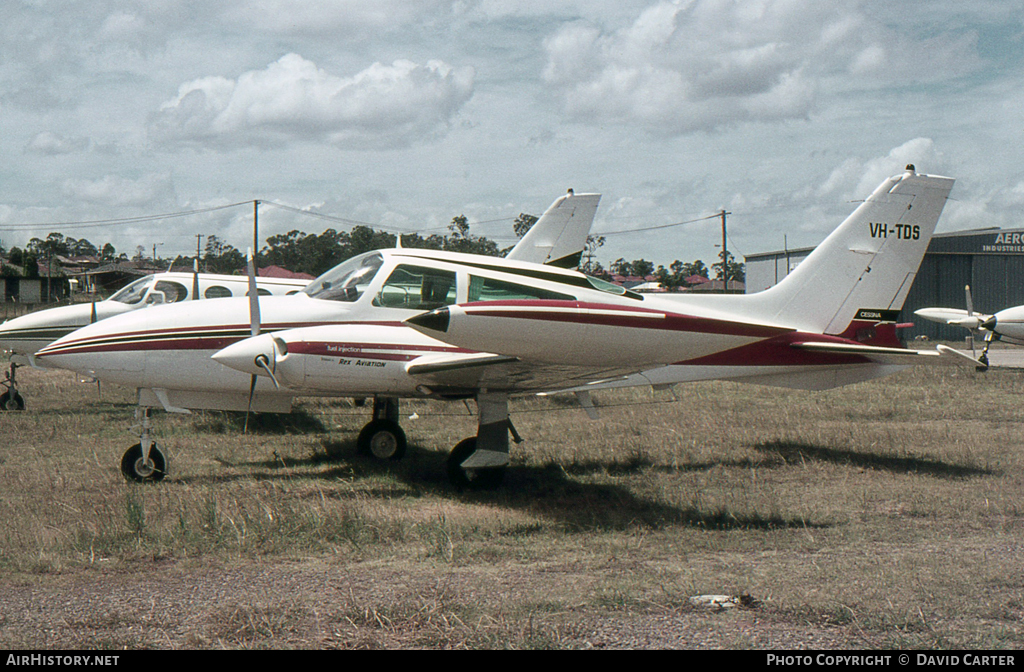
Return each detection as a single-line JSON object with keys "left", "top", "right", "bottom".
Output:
{"left": 253, "top": 200, "right": 259, "bottom": 273}
{"left": 720, "top": 209, "right": 731, "bottom": 288}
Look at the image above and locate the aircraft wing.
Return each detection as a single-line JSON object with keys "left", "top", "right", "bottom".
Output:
{"left": 405, "top": 352, "right": 640, "bottom": 394}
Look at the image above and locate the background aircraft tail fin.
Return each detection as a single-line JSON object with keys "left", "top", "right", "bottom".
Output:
{"left": 506, "top": 190, "right": 601, "bottom": 268}
{"left": 749, "top": 166, "right": 955, "bottom": 340}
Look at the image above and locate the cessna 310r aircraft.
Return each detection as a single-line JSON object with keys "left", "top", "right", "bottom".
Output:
{"left": 212, "top": 166, "right": 974, "bottom": 489}
{"left": 34, "top": 190, "right": 601, "bottom": 481}
{"left": 0, "top": 270, "right": 309, "bottom": 410}
{"left": 914, "top": 285, "right": 1024, "bottom": 369}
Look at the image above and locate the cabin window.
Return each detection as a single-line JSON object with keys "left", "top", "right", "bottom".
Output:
{"left": 374, "top": 265, "right": 458, "bottom": 310}
{"left": 304, "top": 253, "right": 384, "bottom": 302}
{"left": 245, "top": 288, "right": 272, "bottom": 297}
{"left": 468, "top": 276, "right": 574, "bottom": 303}
{"left": 204, "top": 285, "right": 232, "bottom": 299}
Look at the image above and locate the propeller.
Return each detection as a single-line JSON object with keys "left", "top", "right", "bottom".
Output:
{"left": 963, "top": 285, "right": 995, "bottom": 370}
{"left": 965, "top": 285, "right": 978, "bottom": 358}
{"left": 192, "top": 258, "right": 200, "bottom": 300}
{"left": 244, "top": 248, "right": 260, "bottom": 433}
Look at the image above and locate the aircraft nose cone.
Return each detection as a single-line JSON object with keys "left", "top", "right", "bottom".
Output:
{"left": 406, "top": 307, "right": 450, "bottom": 333}
{"left": 212, "top": 334, "right": 275, "bottom": 375}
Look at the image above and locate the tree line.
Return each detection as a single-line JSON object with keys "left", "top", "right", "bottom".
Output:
{"left": 1, "top": 213, "right": 744, "bottom": 287}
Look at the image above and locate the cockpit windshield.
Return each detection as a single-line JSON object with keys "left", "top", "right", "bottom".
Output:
{"left": 109, "top": 276, "right": 155, "bottom": 305}
{"left": 303, "top": 253, "right": 384, "bottom": 302}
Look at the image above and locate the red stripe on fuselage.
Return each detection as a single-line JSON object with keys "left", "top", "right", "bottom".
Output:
{"left": 35, "top": 321, "right": 408, "bottom": 357}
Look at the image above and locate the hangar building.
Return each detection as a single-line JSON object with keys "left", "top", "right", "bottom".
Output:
{"left": 745, "top": 228, "right": 1024, "bottom": 341}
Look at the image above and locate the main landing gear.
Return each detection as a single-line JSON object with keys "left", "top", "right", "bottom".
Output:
{"left": 356, "top": 393, "right": 517, "bottom": 490}
{"left": 446, "top": 392, "right": 515, "bottom": 490}
{"left": 977, "top": 332, "right": 997, "bottom": 371}
{"left": 121, "top": 407, "right": 167, "bottom": 482}
{"left": 357, "top": 397, "right": 408, "bottom": 460}
{"left": 0, "top": 362, "right": 25, "bottom": 411}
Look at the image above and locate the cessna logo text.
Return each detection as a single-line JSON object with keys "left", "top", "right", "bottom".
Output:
{"left": 869, "top": 223, "right": 920, "bottom": 240}
{"left": 855, "top": 309, "right": 899, "bottom": 322}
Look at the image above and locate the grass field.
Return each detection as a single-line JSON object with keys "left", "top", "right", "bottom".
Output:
{"left": 0, "top": 358, "right": 1021, "bottom": 649}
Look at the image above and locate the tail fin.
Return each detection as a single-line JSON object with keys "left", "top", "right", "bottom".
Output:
{"left": 506, "top": 190, "right": 601, "bottom": 268}
{"left": 748, "top": 166, "right": 954, "bottom": 339}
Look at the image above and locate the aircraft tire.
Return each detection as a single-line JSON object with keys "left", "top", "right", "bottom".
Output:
{"left": 357, "top": 419, "right": 407, "bottom": 461}
{"left": 447, "top": 438, "right": 505, "bottom": 491}
{"left": 0, "top": 390, "right": 25, "bottom": 411}
{"left": 120, "top": 443, "right": 167, "bottom": 483}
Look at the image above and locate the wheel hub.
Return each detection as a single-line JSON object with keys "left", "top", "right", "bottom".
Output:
{"left": 133, "top": 458, "right": 157, "bottom": 478}
{"left": 369, "top": 432, "right": 398, "bottom": 459}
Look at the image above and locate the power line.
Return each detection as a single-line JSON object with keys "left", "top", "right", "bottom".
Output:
{"left": 592, "top": 212, "right": 723, "bottom": 237}
{"left": 0, "top": 201, "right": 253, "bottom": 232}
{"left": 261, "top": 201, "right": 516, "bottom": 236}
{"left": 258, "top": 201, "right": 379, "bottom": 229}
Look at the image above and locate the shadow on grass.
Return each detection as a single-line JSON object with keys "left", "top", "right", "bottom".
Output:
{"left": 183, "top": 436, "right": 829, "bottom": 532}
{"left": 189, "top": 409, "right": 329, "bottom": 435}
{"left": 562, "top": 455, "right": 783, "bottom": 476}
{"left": 753, "top": 440, "right": 997, "bottom": 479}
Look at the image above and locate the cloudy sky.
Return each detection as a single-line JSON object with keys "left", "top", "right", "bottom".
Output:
{"left": 1, "top": 0, "right": 1022, "bottom": 271}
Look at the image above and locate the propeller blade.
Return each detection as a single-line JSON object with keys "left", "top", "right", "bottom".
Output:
{"left": 244, "top": 373, "right": 257, "bottom": 434}
{"left": 192, "top": 258, "right": 200, "bottom": 300}
{"left": 965, "top": 285, "right": 974, "bottom": 317}
{"left": 90, "top": 299, "right": 97, "bottom": 324}
{"left": 247, "top": 248, "right": 260, "bottom": 337}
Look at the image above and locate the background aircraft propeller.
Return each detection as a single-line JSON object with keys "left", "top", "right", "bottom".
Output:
{"left": 244, "top": 249, "right": 260, "bottom": 433}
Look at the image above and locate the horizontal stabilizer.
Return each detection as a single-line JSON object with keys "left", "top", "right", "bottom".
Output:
{"left": 792, "top": 341, "right": 979, "bottom": 367}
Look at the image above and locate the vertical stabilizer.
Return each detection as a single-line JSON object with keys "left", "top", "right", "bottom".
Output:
{"left": 506, "top": 190, "right": 601, "bottom": 268}
{"left": 748, "top": 166, "right": 954, "bottom": 337}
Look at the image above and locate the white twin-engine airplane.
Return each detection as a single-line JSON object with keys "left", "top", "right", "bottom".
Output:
{"left": 213, "top": 166, "right": 973, "bottom": 490}
{"left": 0, "top": 271, "right": 310, "bottom": 410}
{"left": 34, "top": 190, "right": 602, "bottom": 482}
{"left": 915, "top": 285, "right": 1024, "bottom": 369}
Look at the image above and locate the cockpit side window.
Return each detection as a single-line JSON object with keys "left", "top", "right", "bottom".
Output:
{"left": 373, "top": 265, "right": 458, "bottom": 310}
{"left": 468, "top": 276, "right": 575, "bottom": 302}
{"left": 109, "top": 277, "right": 153, "bottom": 305}
{"left": 304, "top": 253, "right": 384, "bottom": 302}
{"left": 152, "top": 281, "right": 187, "bottom": 303}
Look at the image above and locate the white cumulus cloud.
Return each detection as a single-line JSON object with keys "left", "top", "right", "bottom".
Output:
{"left": 541, "top": 0, "right": 981, "bottom": 135}
{"left": 149, "top": 54, "right": 475, "bottom": 150}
